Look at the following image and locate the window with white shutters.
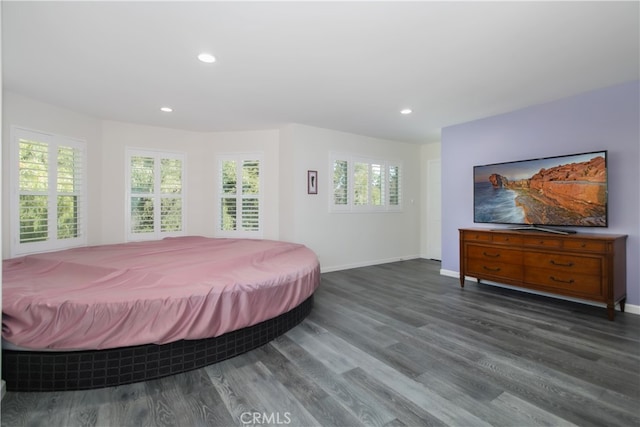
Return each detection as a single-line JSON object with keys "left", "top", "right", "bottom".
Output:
{"left": 330, "top": 153, "right": 402, "bottom": 212}
{"left": 11, "top": 127, "right": 87, "bottom": 256}
{"left": 218, "top": 154, "right": 262, "bottom": 237}
{"left": 126, "top": 149, "right": 185, "bottom": 241}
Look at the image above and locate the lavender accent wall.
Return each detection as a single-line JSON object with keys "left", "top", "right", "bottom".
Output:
{"left": 441, "top": 81, "right": 640, "bottom": 307}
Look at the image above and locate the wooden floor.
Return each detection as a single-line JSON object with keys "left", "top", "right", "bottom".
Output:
{"left": 2, "top": 259, "right": 639, "bottom": 426}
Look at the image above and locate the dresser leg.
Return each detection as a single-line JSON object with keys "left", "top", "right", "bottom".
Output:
{"left": 607, "top": 304, "right": 615, "bottom": 321}
{"left": 619, "top": 298, "right": 626, "bottom": 312}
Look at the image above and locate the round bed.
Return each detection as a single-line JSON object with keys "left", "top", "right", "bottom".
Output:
{"left": 2, "top": 236, "right": 320, "bottom": 391}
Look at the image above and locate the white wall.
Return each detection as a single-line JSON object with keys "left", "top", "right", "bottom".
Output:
{"left": 420, "top": 142, "right": 441, "bottom": 259}
{"left": 2, "top": 95, "right": 429, "bottom": 273}
{"left": 278, "top": 124, "right": 297, "bottom": 243}
{"left": 99, "top": 121, "right": 207, "bottom": 243}
{"left": 279, "top": 124, "right": 422, "bottom": 271}
{"left": 1, "top": 93, "right": 283, "bottom": 250}
{"left": 99, "top": 121, "right": 281, "bottom": 243}
{"left": 1, "top": 91, "right": 103, "bottom": 254}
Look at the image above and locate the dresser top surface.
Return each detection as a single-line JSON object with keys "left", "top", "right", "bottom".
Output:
{"left": 460, "top": 227, "right": 627, "bottom": 240}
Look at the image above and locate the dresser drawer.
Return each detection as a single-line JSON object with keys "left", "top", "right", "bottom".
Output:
{"left": 462, "top": 231, "right": 523, "bottom": 245}
{"left": 523, "top": 236, "right": 562, "bottom": 249}
{"left": 524, "top": 267, "right": 602, "bottom": 297}
{"left": 467, "top": 245, "right": 522, "bottom": 264}
{"left": 524, "top": 252, "right": 601, "bottom": 276}
{"left": 563, "top": 239, "right": 606, "bottom": 252}
{"left": 492, "top": 234, "right": 523, "bottom": 245}
{"left": 464, "top": 231, "right": 492, "bottom": 242}
{"left": 467, "top": 259, "right": 523, "bottom": 281}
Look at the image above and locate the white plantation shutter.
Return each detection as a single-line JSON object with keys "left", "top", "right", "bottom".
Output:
{"left": 56, "top": 145, "right": 84, "bottom": 239}
{"left": 220, "top": 159, "right": 238, "bottom": 231}
{"left": 160, "top": 158, "right": 183, "bottom": 232}
{"left": 126, "top": 149, "right": 185, "bottom": 241}
{"left": 18, "top": 139, "right": 49, "bottom": 243}
{"left": 241, "top": 160, "right": 260, "bottom": 231}
{"left": 371, "top": 162, "right": 384, "bottom": 207}
{"left": 218, "top": 154, "right": 262, "bottom": 237}
{"left": 354, "top": 161, "right": 369, "bottom": 206}
{"left": 332, "top": 159, "right": 349, "bottom": 210}
{"left": 388, "top": 163, "right": 402, "bottom": 209}
{"left": 11, "top": 128, "right": 87, "bottom": 256}
{"left": 130, "top": 155, "right": 155, "bottom": 234}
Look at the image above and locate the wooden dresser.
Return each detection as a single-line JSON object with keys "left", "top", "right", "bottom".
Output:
{"left": 459, "top": 228, "right": 627, "bottom": 320}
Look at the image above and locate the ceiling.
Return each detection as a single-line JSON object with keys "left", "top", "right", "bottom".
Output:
{"left": 3, "top": 1, "right": 639, "bottom": 144}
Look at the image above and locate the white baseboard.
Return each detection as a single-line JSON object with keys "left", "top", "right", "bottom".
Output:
{"left": 440, "top": 268, "right": 460, "bottom": 279}
{"left": 625, "top": 303, "right": 640, "bottom": 315}
{"left": 441, "top": 268, "right": 638, "bottom": 316}
{"left": 321, "top": 255, "right": 421, "bottom": 273}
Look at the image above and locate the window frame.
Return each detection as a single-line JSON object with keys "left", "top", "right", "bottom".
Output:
{"left": 10, "top": 126, "right": 87, "bottom": 256}
{"left": 329, "top": 152, "right": 402, "bottom": 213}
{"left": 125, "top": 148, "right": 187, "bottom": 241}
{"left": 216, "top": 152, "right": 264, "bottom": 238}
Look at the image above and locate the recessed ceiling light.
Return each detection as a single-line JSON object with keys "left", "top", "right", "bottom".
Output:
{"left": 197, "top": 53, "right": 216, "bottom": 63}
{"left": 160, "top": 107, "right": 173, "bottom": 113}
{"left": 400, "top": 108, "right": 412, "bottom": 115}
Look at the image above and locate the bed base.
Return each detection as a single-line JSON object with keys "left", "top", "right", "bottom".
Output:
{"left": 2, "top": 295, "right": 314, "bottom": 392}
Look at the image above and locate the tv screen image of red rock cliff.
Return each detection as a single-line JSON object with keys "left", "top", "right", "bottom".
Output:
{"left": 474, "top": 152, "right": 607, "bottom": 227}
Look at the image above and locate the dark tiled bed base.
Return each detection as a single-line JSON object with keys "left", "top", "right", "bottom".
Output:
{"left": 2, "top": 294, "right": 314, "bottom": 392}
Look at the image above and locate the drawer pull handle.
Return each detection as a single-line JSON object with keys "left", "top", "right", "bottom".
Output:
{"left": 550, "top": 276, "right": 575, "bottom": 284}
{"left": 550, "top": 260, "right": 574, "bottom": 267}
{"left": 483, "top": 252, "right": 500, "bottom": 258}
{"left": 483, "top": 266, "right": 501, "bottom": 272}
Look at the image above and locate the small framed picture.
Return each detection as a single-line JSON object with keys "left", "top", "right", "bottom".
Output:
{"left": 307, "top": 170, "right": 318, "bottom": 194}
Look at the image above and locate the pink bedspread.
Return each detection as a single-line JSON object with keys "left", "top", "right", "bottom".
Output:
{"left": 2, "top": 237, "right": 320, "bottom": 350}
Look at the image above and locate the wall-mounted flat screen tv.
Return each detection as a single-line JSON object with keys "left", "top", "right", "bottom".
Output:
{"left": 474, "top": 150, "right": 608, "bottom": 231}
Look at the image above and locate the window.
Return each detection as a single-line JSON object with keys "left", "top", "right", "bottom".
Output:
{"left": 10, "top": 127, "right": 86, "bottom": 256}
{"left": 126, "top": 149, "right": 185, "bottom": 241}
{"left": 330, "top": 153, "right": 402, "bottom": 212}
{"left": 217, "top": 154, "right": 262, "bottom": 237}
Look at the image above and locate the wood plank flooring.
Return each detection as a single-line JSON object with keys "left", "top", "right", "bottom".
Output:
{"left": 2, "top": 259, "right": 639, "bottom": 426}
